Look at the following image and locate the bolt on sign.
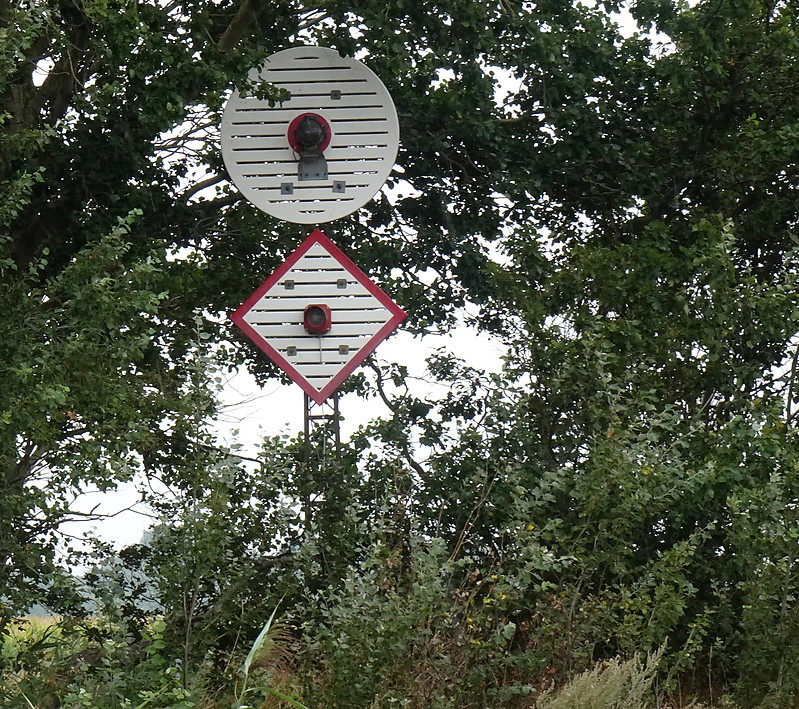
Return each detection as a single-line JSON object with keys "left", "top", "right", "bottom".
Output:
{"left": 230, "top": 230, "right": 406, "bottom": 404}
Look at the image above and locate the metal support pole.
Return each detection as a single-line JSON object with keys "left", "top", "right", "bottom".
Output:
{"left": 301, "top": 392, "right": 342, "bottom": 532}
{"left": 302, "top": 392, "right": 342, "bottom": 471}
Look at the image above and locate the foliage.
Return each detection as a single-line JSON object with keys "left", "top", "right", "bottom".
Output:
{"left": 4, "top": 0, "right": 799, "bottom": 707}
{"left": 0, "top": 616, "right": 196, "bottom": 708}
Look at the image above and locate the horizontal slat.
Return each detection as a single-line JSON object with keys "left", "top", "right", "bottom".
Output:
{"left": 319, "top": 119, "right": 391, "bottom": 133}
{"left": 255, "top": 281, "right": 372, "bottom": 297}
{"left": 326, "top": 160, "right": 387, "bottom": 173}
{"left": 233, "top": 100, "right": 388, "bottom": 113}
{"left": 270, "top": 80, "right": 371, "bottom": 92}
{"left": 271, "top": 334, "right": 368, "bottom": 349}
{"left": 250, "top": 190, "right": 353, "bottom": 201}
{"left": 247, "top": 309, "right": 388, "bottom": 324}
{"left": 330, "top": 140, "right": 390, "bottom": 151}
{"left": 229, "top": 106, "right": 391, "bottom": 122}
{"left": 241, "top": 180, "right": 372, "bottom": 193}
{"left": 229, "top": 121, "right": 389, "bottom": 141}
{"left": 231, "top": 151, "right": 295, "bottom": 163}
{"left": 326, "top": 146, "right": 392, "bottom": 160}
{"left": 260, "top": 67, "right": 360, "bottom": 82}
{"left": 294, "top": 362, "right": 357, "bottom": 378}
{"left": 256, "top": 322, "right": 386, "bottom": 338}
{"left": 301, "top": 245, "right": 341, "bottom": 259}
{"left": 231, "top": 134, "right": 388, "bottom": 153}
{"left": 227, "top": 135, "right": 290, "bottom": 147}
{"left": 268, "top": 331, "right": 369, "bottom": 347}
{"left": 230, "top": 162, "right": 380, "bottom": 180}
{"left": 226, "top": 128, "right": 285, "bottom": 140}
{"left": 227, "top": 120, "right": 390, "bottom": 137}
{"left": 277, "top": 93, "right": 381, "bottom": 110}
{"left": 286, "top": 349, "right": 362, "bottom": 365}
{"left": 252, "top": 183, "right": 371, "bottom": 193}
{"left": 250, "top": 295, "right": 382, "bottom": 310}
{"left": 231, "top": 161, "right": 383, "bottom": 177}
{"left": 271, "top": 270, "right": 353, "bottom": 285}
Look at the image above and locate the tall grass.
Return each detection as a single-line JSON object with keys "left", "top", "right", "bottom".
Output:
{"left": 536, "top": 649, "right": 708, "bottom": 709}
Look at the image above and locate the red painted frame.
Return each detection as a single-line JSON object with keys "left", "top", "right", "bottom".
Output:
{"left": 230, "top": 229, "right": 407, "bottom": 404}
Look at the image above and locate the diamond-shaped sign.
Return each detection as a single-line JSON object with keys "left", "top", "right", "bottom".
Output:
{"left": 231, "top": 230, "right": 406, "bottom": 404}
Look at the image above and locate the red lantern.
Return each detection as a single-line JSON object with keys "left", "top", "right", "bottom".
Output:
{"left": 303, "top": 304, "right": 332, "bottom": 334}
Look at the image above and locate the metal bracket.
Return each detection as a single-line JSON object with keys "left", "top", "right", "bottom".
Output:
{"left": 298, "top": 152, "right": 328, "bottom": 181}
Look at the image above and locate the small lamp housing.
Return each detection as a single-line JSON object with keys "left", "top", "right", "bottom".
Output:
{"left": 303, "top": 304, "right": 332, "bottom": 335}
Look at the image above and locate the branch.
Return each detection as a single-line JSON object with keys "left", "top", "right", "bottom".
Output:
{"left": 181, "top": 173, "right": 224, "bottom": 203}
{"left": 786, "top": 338, "right": 799, "bottom": 424}
{"left": 217, "top": 0, "right": 266, "bottom": 52}
{"left": 187, "top": 192, "right": 241, "bottom": 211}
{"left": 367, "top": 360, "right": 428, "bottom": 480}
{"left": 297, "top": 9, "right": 331, "bottom": 31}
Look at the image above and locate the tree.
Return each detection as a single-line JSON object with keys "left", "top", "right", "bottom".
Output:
{"left": 4, "top": 0, "right": 799, "bottom": 706}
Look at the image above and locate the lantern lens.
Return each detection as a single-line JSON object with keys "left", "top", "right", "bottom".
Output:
{"left": 306, "top": 306, "right": 326, "bottom": 327}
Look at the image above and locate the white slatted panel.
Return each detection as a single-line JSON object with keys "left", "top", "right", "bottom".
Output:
{"left": 221, "top": 47, "right": 399, "bottom": 224}
{"left": 241, "top": 242, "right": 393, "bottom": 392}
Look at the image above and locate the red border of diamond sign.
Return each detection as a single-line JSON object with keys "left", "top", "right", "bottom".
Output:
{"left": 230, "top": 230, "right": 406, "bottom": 404}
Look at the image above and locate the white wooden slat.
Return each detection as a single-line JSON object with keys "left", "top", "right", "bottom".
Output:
{"left": 269, "top": 270, "right": 354, "bottom": 285}
{"left": 271, "top": 93, "right": 382, "bottom": 110}
{"left": 250, "top": 187, "right": 364, "bottom": 202}
{"left": 231, "top": 149, "right": 295, "bottom": 162}
{"left": 325, "top": 146, "right": 392, "bottom": 161}
{"left": 255, "top": 310, "right": 388, "bottom": 330}
{"left": 248, "top": 294, "right": 382, "bottom": 311}
{"left": 226, "top": 131, "right": 290, "bottom": 143}
{"left": 244, "top": 180, "right": 373, "bottom": 193}
{"left": 258, "top": 281, "right": 372, "bottom": 297}
{"left": 329, "top": 137, "right": 389, "bottom": 151}
{"left": 323, "top": 161, "right": 384, "bottom": 175}
{"left": 256, "top": 281, "right": 377, "bottom": 299}
{"left": 285, "top": 259, "right": 350, "bottom": 282}
{"left": 233, "top": 155, "right": 298, "bottom": 169}
{"left": 267, "top": 332, "right": 369, "bottom": 348}
{"left": 303, "top": 243, "right": 341, "bottom": 258}
{"left": 256, "top": 67, "right": 361, "bottom": 83}
{"left": 231, "top": 142, "right": 386, "bottom": 160}
{"left": 250, "top": 318, "right": 385, "bottom": 340}
{"left": 293, "top": 363, "right": 359, "bottom": 379}
{"left": 285, "top": 349, "right": 362, "bottom": 365}
{"left": 230, "top": 159, "right": 381, "bottom": 177}
{"left": 270, "top": 334, "right": 368, "bottom": 350}
{"left": 291, "top": 264, "right": 350, "bottom": 273}
{"left": 227, "top": 120, "right": 290, "bottom": 130}
{"left": 254, "top": 192, "right": 366, "bottom": 207}
{"left": 252, "top": 322, "right": 385, "bottom": 339}
{"left": 316, "top": 119, "right": 390, "bottom": 134}
{"left": 244, "top": 183, "right": 373, "bottom": 198}
{"left": 233, "top": 166, "right": 296, "bottom": 178}
{"left": 246, "top": 309, "right": 390, "bottom": 324}
{"left": 231, "top": 106, "right": 390, "bottom": 122}
{"left": 268, "top": 79, "right": 370, "bottom": 92}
